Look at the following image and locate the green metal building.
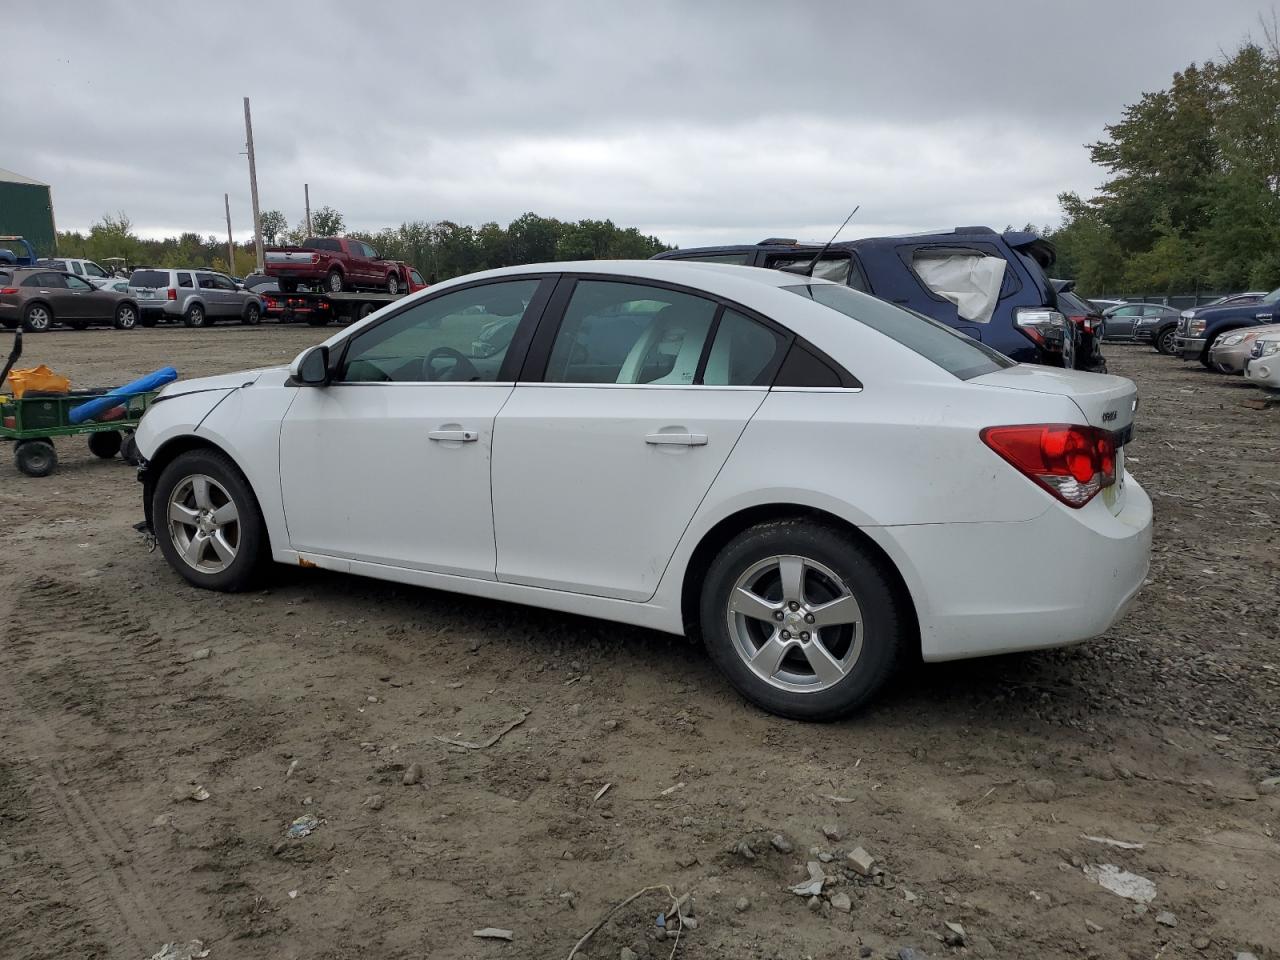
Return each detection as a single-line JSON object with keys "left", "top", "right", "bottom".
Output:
{"left": 0, "top": 167, "right": 56, "bottom": 257}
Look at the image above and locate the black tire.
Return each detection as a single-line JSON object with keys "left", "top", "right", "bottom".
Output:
{"left": 306, "top": 313, "right": 330, "bottom": 327}
{"left": 326, "top": 269, "right": 344, "bottom": 293}
{"left": 1199, "top": 351, "right": 1214, "bottom": 369}
{"left": 22, "top": 302, "right": 53, "bottom": 332}
{"left": 358, "top": 302, "right": 377, "bottom": 320}
{"left": 1156, "top": 326, "right": 1176, "bottom": 355}
{"left": 114, "top": 303, "right": 139, "bottom": 330}
{"left": 386, "top": 273, "right": 400, "bottom": 295}
{"left": 140, "top": 314, "right": 158, "bottom": 328}
{"left": 242, "top": 302, "right": 262, "bottom": 325}
{"left": 88, "top": 430, "right": 123, "bottom": 459}
{"left": 120, "top": 433, "right": 140, "bottom": 466}
{"left": 15, "top": 439, "right": 57, "bottom": 477}
{"left": 184, "top": 303, "right": 207, "bottom": 328}
{"left": 699, "top": 519, "right": 906, "bottom": 721}
{"left": 279, "top": 279, "right": 298, "bottom": 293}
{"left": 152, "top": 448, "right": 267, "bottom": 592}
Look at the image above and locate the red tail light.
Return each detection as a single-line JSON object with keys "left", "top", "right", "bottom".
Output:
{"left": 981, "top": 424, "right": 1117, "bottom": 508}
{"left": 0, "top": 287, "right": 18, "bottom": 295}
{"left": 264, "top": 295, "right": 278, "bottom": 308}
{"left": 166, "top": 288, "right": 177, "bottom": 301}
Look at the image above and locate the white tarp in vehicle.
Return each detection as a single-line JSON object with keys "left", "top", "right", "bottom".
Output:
{"left": 913, "top": 254, "right": 1007, "bottom": 324}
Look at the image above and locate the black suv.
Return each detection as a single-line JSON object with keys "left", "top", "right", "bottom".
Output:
{"left": 653, "top": 228, "right": 1086, "bottom": 368}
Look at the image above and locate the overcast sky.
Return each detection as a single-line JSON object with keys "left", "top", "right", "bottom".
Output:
{"left": 2, "top": 1, "right": 1271, "bottom": 248}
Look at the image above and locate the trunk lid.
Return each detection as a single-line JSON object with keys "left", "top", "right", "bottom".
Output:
{"left": 970, "top": 364, "right": 1137, "bottom": 433}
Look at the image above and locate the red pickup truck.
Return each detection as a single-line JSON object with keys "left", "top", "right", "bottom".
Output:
{"left": 264, "top": 236, "right": 422, "bottom": 294}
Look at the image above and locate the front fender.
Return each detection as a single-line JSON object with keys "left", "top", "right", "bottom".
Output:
{"left": 134, "top": 389, "right": 236, "bottom": 460}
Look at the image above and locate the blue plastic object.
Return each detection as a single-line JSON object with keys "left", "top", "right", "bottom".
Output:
{"left": 68, "top": 366, "right": 178, "bottom": 424}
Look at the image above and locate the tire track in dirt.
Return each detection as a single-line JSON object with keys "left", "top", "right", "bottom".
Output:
{"left": 0, "top": 576, "right": 195, "bottom": 957}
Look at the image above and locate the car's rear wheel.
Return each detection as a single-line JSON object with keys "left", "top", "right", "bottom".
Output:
{"left": 22, "top": 302, "right": 53, "bottom": 332}
{"left": 699, "top": 519, "right": 905, "bottom": 721}
{"left": 326, "top": 269, "right": 344, "bottom": 293}
{"left": 1157, "top": 327, "right": 1177, "bottom": 355}
{"left": 184, "top": 303, "right": 206, "bottom": 328}
{"left": 387, "top": 273, "right": 400, "bottom": 295}
{"left": 152, "top": 449, "right": 266, "bottom": 592}
{"left": 242, "top": 302, "right": 261, "bottom": 325}
{"left": 140, "top": 314, "right": 158, "bottom": 328}
{"left": 114, "top": 303, "right": 138, "bottom": 330}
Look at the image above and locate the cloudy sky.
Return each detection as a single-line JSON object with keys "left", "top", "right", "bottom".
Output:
{"left": 2, "top": 1, "right": 1271, "bottom": 248}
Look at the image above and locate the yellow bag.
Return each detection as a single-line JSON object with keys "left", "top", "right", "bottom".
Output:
{"left": 7, "top": 364, "right": 71, "bottom": 398}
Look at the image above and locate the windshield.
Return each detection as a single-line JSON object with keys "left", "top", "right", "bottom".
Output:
{"left": 783, "top": 283, "right": 1014, "bottom": 380}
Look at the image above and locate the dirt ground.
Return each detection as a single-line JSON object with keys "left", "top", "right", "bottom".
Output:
{"left": 1, "top": 326, "right": 1277, "bottom": 960}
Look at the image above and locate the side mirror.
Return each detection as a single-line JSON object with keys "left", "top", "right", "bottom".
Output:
{"left": 292, "top": 344, "right": 331, "bottom": 386}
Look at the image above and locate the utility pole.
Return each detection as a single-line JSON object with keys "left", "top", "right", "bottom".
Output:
{"left": 224, "top": 193, "right": 235, "bottom": 276}
{"left": 304, "top": 183, "right": 313, "bottom": 237}
{"left": 243, "top": 96, "right": 264, "bottom": 273}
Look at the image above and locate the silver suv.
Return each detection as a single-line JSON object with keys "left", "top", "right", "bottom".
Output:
{"left": 128, "top": 268, "right": 264, "bottom": 327}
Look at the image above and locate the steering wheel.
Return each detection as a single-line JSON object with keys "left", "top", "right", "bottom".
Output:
{"left": 424, "top": 346, "right": 481, "bottom": 382}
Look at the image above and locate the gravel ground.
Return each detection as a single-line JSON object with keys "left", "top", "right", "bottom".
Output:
{"left": 0, "top": 327, "right": 1276, "bottom": 960}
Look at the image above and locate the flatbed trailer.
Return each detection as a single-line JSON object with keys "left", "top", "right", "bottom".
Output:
{"left": 274, "top": 289, "right": 408, "bottom": 326}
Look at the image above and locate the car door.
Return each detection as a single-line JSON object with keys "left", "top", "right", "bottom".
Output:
{"left": 66, "top": 273, "right": 116, "bottom": 320}
{"left": 491, "top": 277, "right": 786, "bottom": 601}
{"left": 1107, "top": 305, "right": 1141, "bottom": 338}
{"left": 196, "top": 273, "right": 230, "bottom": 316}
{"left": 35, "top": 271, "right": 83, "bottom": 319}
{"left": 278, "top": 276, "right": 551, "bottom": 577}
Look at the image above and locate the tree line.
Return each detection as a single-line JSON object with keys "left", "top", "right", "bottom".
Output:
{"left": 1047, "top": 23, "right": 1280, "bottom": 296}
{"left": 54, "top": 209, "right": 671, "bottom": 279}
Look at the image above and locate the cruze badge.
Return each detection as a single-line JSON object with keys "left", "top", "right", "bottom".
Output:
{"left": 1102, "top": 410, "right": 1118, "bottom": 423}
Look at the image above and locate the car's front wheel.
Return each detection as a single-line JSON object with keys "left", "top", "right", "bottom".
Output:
{"left": 699, "top": 519, "right": 905, "bottom": 721}
{"left": 152, "top": 449, "right": 266, "bottom": 592}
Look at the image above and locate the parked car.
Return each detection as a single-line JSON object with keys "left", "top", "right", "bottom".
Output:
{"left": 36, "top": 257, "right": 118, "bottom": 288}
{"left": 0, "top": 267, "right": 140, "bottom": 331}
{"left": 1101, "top": 302, "right": 1183, "bottom": 349}
{"left": 1176, "top": 287, "right": 1280, "bottom": 367}
{"left": 1207, "top": 324, "right": 1280, "bottom": 374}
{"left": 264, "top": 237, "right": 418, "bottom": 295}
{"left": 241, "top": 273, "right": 275, "bottom": 292}
{"left": 653, "top": 228, "right": 1080, "bottom": 369}
{"left": 1051, "top": 282, "right": 1107, "bottom": 372}
{"left": 1243, "top": 331, "right": 1280, "bottom": 390}
{"left": 134, "top": 259, "right": 1150, "bottom": 721}
{"left": 127, "top": 269, "right": 263, "bottom": 327}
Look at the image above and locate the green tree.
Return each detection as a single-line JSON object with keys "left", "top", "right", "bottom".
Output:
{"left": 310, "top": 206, "right": 345, "bottom": 237}
{"left": 260, "top": 209, "right": 288, "bottom": 245}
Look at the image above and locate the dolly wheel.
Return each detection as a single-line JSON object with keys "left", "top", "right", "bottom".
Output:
{"left": 16, "top": 439, "right": 57, "bottom": 477}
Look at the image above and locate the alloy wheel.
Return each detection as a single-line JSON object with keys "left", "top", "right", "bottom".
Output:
{"left": 725, "top": 554, "right": 863, "bottom": 693}
{"left": 26, "top": 306, "right": 51, "bottom": 331}
{"left": 167, "top": 474, "right": 240, "bottom": 574}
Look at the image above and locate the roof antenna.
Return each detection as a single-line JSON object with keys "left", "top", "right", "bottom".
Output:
{"left": 783, "top": 205, "right": 860, "bottom": 277}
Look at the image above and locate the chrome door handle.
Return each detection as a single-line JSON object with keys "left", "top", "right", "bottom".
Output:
{"left": 428, "top": 428, "right": 478, "bottom": 442}
{"left": 645, "top": 432, "right": 708, "bottom": 446}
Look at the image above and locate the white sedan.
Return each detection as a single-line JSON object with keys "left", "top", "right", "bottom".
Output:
{"left": 1244, "top": 332, "right": 1280, "bottom": 389}
{"left": 134, "top": 260, "right": 1152, "bottom": 720}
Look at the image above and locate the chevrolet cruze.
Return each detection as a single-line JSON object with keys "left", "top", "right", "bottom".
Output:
{"left": 135, "top": 260, "right": 1152, "bottom": 720}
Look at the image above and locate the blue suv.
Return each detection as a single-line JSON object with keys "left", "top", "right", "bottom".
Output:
{"left": 653, "top": 228, "right": 1086, "bottom": 368}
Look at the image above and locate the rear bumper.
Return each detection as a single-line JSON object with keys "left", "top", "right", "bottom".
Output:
{"left": 873, "top": 477, "right": 1153, "bottom": 661}
{"left": 1176, "top": 335, "right": 1207, "bottom": 358}
{"left": 138, "top": 301, "right": 181, "bottom": 317}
